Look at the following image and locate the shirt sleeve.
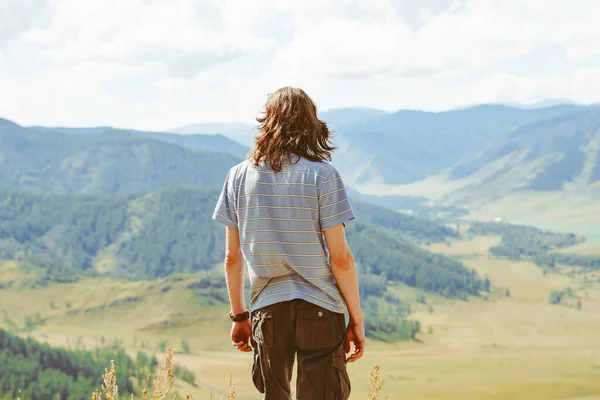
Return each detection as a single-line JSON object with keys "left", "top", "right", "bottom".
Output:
{"left": 212, "top": 170, "right": 238, "bottom": 229}
{"left": 318, "top": 167, "right": 355, "bottom": 231}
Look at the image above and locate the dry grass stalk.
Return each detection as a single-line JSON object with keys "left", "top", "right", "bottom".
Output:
{"left": 102, "top": 360, "right": 119, "bottom": 400}
{"left": 367, "top": 365, "right": 387, "bottom": 400}
{"left": 153, "top": 345, "right": 175, "bottom": 400}
{"left": 90, "top": 345, "right": 390, "bottom": 400}
{"left": 142, "top": 376, "right": 149, "bottom": 400}
{"left": 225, "top": 375, "right": 235, "bottom": 400}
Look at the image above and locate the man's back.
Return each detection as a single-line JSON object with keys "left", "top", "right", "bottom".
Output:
{"left": 212, "top": 86, "right": 364, "bottom": 400}
{"left": 214, "top": 157, "right": 354, "bottom": 314}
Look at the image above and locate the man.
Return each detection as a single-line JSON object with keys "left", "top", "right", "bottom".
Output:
{"left": 212, "top": 87, "right": 365, "bottom": 400}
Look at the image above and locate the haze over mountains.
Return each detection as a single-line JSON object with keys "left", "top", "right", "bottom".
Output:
{"left": 440, "top": 109, "right": 600, "bottom": 208}
{"left": 4, "top": 101, "right": 600, "bottom": 215}
{"left": 165, "top": 103, "right": 600, "bottom": 219}
{"left": 0, "top": 119, "right": 240, "bottom": 194}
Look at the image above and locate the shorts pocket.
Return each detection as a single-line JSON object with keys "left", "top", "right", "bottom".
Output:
{"left": 296, "top": 305, "right": 345, "bottom": 350}
{"left": 251, "top": 309, "right": 274, "bottom": 347}
{"left": 330, "top": 349, "right": 351, "bottom": 400}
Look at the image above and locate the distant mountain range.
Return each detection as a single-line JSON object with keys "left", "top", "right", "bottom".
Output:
{"left": 324, "top": 104, "right": 596, "bottom": 186}
{"left": 0, "top": 119, "right": 240, "bottom": 194}
{"left": 438, "top": 108, "right": 600, "bottom": 208}
{"left": 168, "top": 104, "right": 598, "bottom": 195}
{"left": 3, "top": 101, "right": 599, "bottom": 215}
{"left": 31, "top": 125, "right": 248, "bottom": 159}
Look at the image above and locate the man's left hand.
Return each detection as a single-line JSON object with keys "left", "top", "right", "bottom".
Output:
{"left": 231, "top": 320, "right": 253, "bottom": 352}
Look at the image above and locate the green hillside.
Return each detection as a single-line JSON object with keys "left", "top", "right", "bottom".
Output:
{"left": 0, "top": 189, "right": 481, "bottom": 299}
{"left": 0, "top": 188, "right": 224, "bottom": 280}
{"left": 0, "top": 328, "right": 136, "bottom": 399}
{"left": 349, "top": 221, "right": 480, "bottom": 299}
{"left": 352, "top": 200, "right": 459, "bottom": 244}
{"left": 32, "top": 126, "right": 249, "bottom": 160}
{"left": 0, "top": 120, "right": 239, "bottom": 194}
{"left": 325, "top": 104, "right": 584, "bottom": 185}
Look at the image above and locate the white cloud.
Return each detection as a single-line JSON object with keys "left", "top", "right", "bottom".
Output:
{"left": 0, "top": 0, "right": 52, "bottom": 43}
{"left": 1, "top": 0, "right": 600, "bottom": 130}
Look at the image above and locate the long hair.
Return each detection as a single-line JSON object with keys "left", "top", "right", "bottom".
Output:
{"left": 250, "top": 87, "right": 335, "bottom": 172}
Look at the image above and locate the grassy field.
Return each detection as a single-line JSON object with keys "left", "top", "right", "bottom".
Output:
{"left": 2, "top": 233, "right": 600, "bottom": 399}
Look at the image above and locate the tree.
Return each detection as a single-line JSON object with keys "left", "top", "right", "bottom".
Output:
{"left": 181, "top": 339, "right": 191, "bottom": 354}
{"left": 159, "top": 341, "right": 168, "bottom": 352}
{"left": 24, "top": 315, "right": 33, "bottom": 331}
{"left": 505, "top": 288, "right": 511, "bottom": 297}
{"left": 549, "top": 290, "right": 564, "bottom": 305}
{"left": 578, "top": 299, "right": 582, "bottom": 310}
{"left": 0, "top": 327, "right": 136, "bottom": 398}
{"left": 483, "top": 276, "right": 491, "bottom": 292}
{"left": 150, "top": 354, "right": 159, "bottom": 370}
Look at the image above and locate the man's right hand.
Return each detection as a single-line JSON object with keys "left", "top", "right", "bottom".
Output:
{"left": 345, "top": 322, "right": 366, "bottom": 362}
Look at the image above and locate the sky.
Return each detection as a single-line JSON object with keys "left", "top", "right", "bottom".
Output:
{"left": 1, "top": 0, "right": 600, "bottom": 131}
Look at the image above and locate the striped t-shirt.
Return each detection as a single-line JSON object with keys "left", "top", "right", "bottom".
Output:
{"left": 212, "top": 156, "right": 355, "bottom": 314}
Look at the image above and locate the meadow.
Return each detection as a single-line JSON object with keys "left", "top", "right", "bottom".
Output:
{"left": 2, "top": 234, "right": 600, "bottom": 399}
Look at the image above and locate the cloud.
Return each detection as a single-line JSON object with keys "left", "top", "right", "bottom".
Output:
{"left": 1, "top": 0, "right": 600, "bottom": 130}
{"left": 24, "top": 0, "right": 273, "bottom": 75}
{"left": 0, "top": 0, "right": 52, "bottom": 43}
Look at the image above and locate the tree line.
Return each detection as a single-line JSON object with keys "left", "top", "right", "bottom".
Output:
{"left": 0, "top": 328, "right": 196, "bottom": 400}
{"left": 468, "top": 221, "right": 600, "bottom": 272}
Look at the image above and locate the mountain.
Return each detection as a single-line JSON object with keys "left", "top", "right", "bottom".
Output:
{"left": 168, "top": 122, "right": 256, "bottom": 146}
{"left": 351, "top": 199, "right": 459, "bottom": 244}
{"left": 31, "top": 126, "right": 249, "bottom": 159}
{"left": 323, "top": 104, "right": 585, "bottom": 186}
{"left": 437, "top": 108, "right": 600, "bottom": 208}
{"left": 162, "top": 104, "right": 588, "bottom": 189}
{"left": 346, "top": 187, "right": 469, "bottom": 221}
{"left": 0, "top": 188, "right": 481, "bottom": 298}
{"left": 0, "top": 120, "right": 240, "bottom": 194}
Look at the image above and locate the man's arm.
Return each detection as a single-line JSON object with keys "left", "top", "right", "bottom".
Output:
{"left": 323, "top": 224, "right": 365, "bottom": 362}
{"left": 224, "top": 226, "right": 252, "bottom": 352}
{"left": 224, "top": 226, "right": 246, "bottom": 314}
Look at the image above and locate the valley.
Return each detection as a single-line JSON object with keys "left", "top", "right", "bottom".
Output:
{"left": 2, "top": 234, "right": 600, "bottom": 399}
{"left": 2, "top": 103, "right": 600, "bottom": 399}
